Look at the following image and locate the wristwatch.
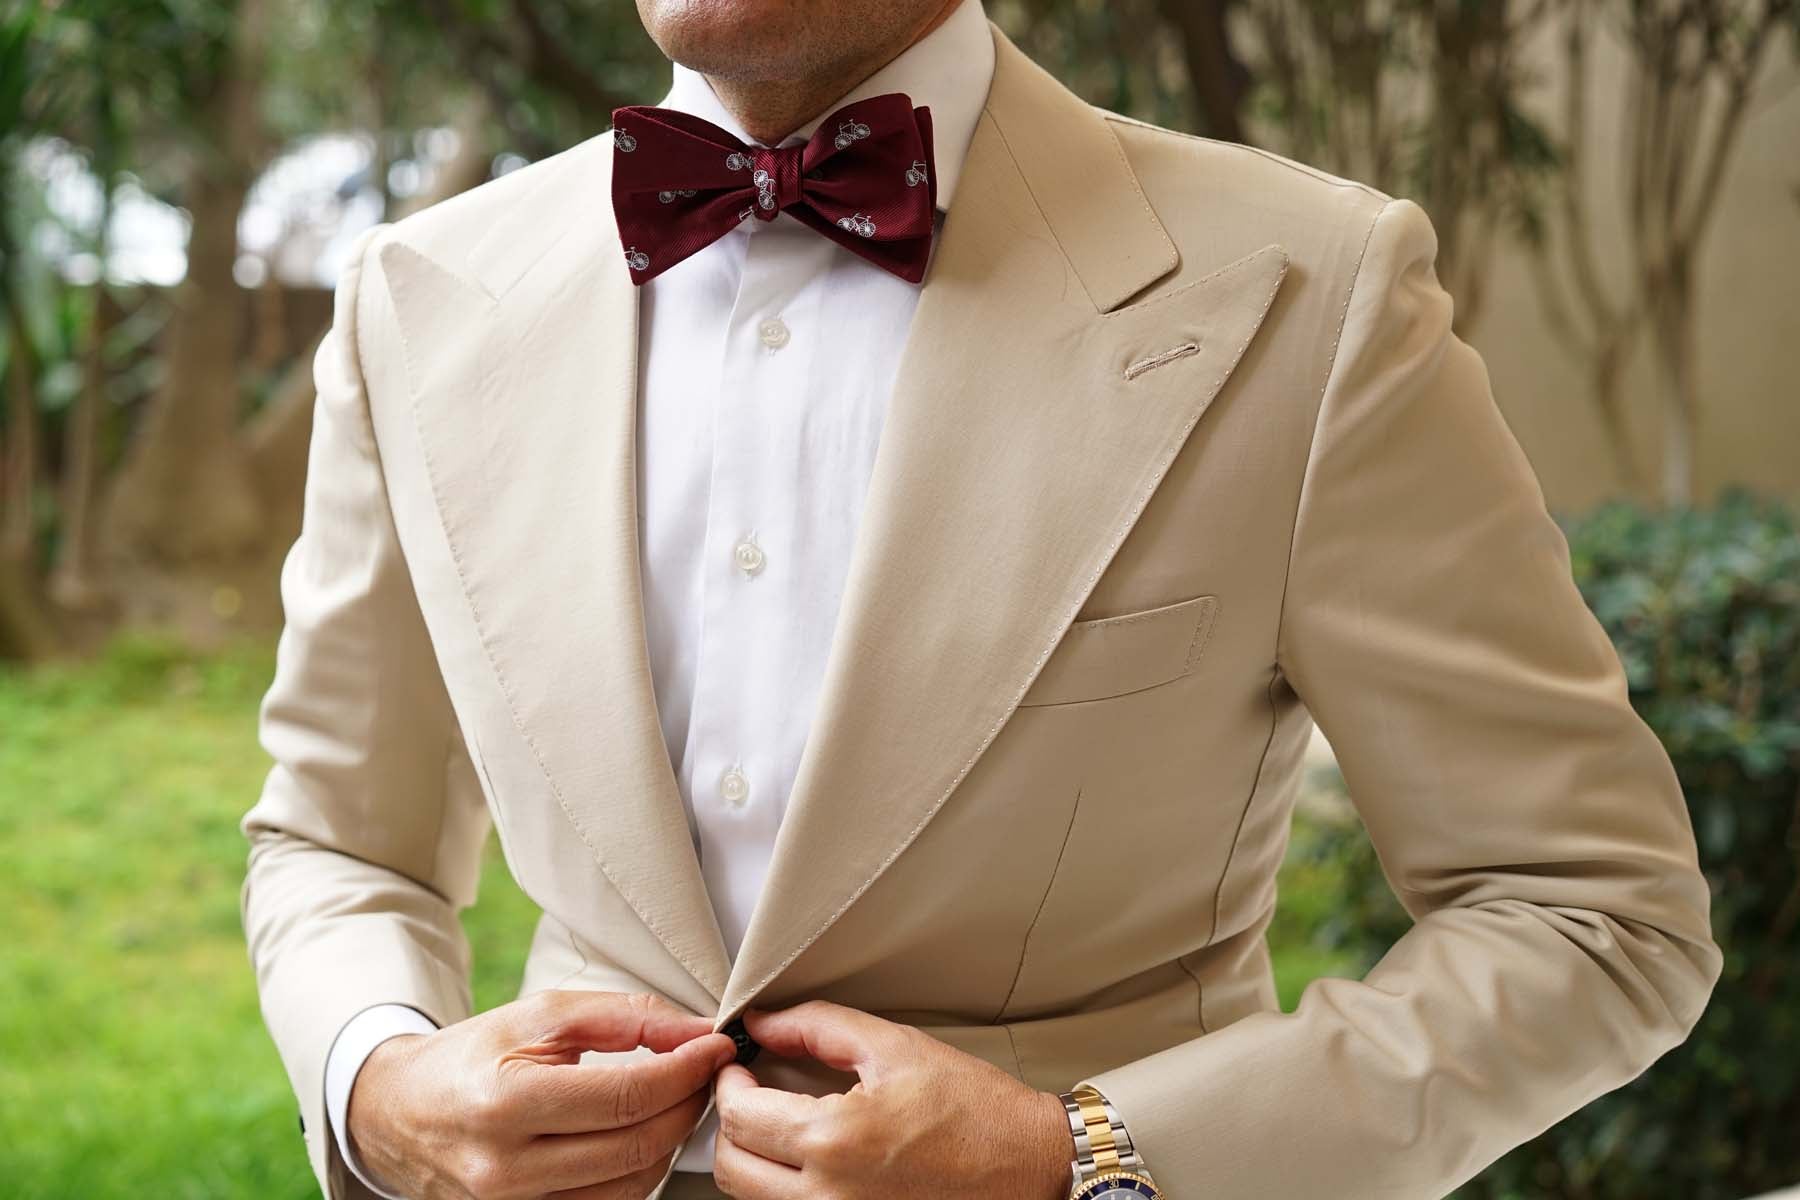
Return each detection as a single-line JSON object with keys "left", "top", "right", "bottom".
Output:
{"left": 1059, "top": 1083, "right": 1163, "bottom": 1199}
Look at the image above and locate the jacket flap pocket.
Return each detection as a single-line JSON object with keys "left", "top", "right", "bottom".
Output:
{"left": 1019, "top": 594, "right": 1219, "bottom": 708}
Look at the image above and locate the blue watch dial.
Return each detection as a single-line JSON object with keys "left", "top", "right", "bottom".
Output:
{"left": 1073, "top": 1174, "right": 1161, "bottom": 1200}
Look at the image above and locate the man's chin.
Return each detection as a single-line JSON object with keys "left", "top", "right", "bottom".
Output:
{"left": 641, "top": 1, "right": 828, "bottom": 79}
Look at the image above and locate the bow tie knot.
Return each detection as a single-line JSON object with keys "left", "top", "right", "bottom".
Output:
{"left": 610, "top": 92, "right": 938, "bottom": 285}
{"left": 738, "top": 146, "right": 806, "bottom": 221}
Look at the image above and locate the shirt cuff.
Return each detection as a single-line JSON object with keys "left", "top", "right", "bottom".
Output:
{"left": 323, "top": 1004, "right": 439, "bottom": 1199}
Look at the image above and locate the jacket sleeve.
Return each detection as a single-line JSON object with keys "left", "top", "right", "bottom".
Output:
{"left": 1078, "top": 196, "right": 1722, "bottom": 1199}
{"left": 239, "top": 221, "right": 492, "bottom": 1199}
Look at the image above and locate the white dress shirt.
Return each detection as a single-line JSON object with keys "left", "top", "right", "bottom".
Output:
{"left": 323, "top": 2, "right": 995, "bottom": 1191}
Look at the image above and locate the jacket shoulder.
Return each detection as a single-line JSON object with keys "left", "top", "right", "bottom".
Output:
{"left": 1104, "top": 109, "right": 1391, "bottom": 203}
{"left": 1097, "top": 107, "right": 1394, "bottom": 283}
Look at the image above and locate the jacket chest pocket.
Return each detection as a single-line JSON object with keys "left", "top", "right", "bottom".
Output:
{"left": 1018, "top": 593, "right": 1219, "bottom": 708}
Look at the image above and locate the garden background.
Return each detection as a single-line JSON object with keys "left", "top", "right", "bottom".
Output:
{"left": 2, "top": 1, "right": 1796, "bottom": 1197}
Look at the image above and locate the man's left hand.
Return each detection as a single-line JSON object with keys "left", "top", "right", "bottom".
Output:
{"left": 712, "top": 1000, "right": 1073, "bottom": 1199}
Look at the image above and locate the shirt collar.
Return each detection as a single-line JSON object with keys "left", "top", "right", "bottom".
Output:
{"left": 655, "top": 0, "right": 994, "bottom": 213}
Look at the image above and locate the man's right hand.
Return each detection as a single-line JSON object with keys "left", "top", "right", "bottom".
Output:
{"left": 348, "top": 990, "right": 736, "bottom": 1199}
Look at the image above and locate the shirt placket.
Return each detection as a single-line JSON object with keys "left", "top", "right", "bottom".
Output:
{"left": 682, "top": 218, "right": 831, "bottom": 959}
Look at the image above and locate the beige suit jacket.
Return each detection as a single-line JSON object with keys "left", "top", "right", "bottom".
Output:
{"left": 241, "top": 22, "right": 1722, "bottom": 1200}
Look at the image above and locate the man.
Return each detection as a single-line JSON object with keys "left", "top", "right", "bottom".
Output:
{"left": 240, "top": 0, "right": 1723, "bottom": 1196}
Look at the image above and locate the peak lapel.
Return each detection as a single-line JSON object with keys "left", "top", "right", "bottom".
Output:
{"left": 718, "top": 29, "right": 1289, "bottom": 1021}
{"left": 378, "top": 137, "right": 734, "bottom": 1006}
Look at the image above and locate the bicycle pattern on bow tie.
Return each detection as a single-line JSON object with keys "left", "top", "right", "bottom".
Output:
{"left": 835, "top": 213, "right": 877, "bottom": 238}
{"left": 752, "top": 169, "right": 777, "bottom": 211}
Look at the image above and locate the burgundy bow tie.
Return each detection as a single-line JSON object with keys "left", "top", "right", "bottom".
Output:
{"left": 610, "top": 92, "right": 937, "bottom": 285}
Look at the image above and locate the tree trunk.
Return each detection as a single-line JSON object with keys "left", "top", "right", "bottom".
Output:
{"left": 99, "top": 0, "right": 270, "bottom": 568}
{"left": 101, "top": 162, "right": 265, "bottom": 563}
{"left": 2, "top": 283, "right": 40, "bottom": 564}
{"left": 49, "top": 285, "right": 114, "bottom": 612}
{"left": 1591, "top": 336, "right": 1646, "bottom": 498}
{"left": 0, "top": 559, "right": 61, "bottom": 662}
{"left": 0, "top": 304, "right": 60, "bottom": 661}
{"left": 1653, "top": 271, "right": 1698, "bottom": 507}
{"left": 1156, "top": 0, "right": 1249, "bottom": 142}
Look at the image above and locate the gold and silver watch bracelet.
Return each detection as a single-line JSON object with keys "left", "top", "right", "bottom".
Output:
{"left": 1059, "top": 1082, "right": 1148, "bottom": 1189}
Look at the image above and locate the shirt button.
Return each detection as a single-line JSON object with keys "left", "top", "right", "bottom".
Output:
{"left": 757, "top": 317, "right": 790, "bottom": 350}
{"left": 733, "top": 538, "right": 766, "bottom": 577}
{"left": 718, "top": 766, "right": 750, "bottom": 806}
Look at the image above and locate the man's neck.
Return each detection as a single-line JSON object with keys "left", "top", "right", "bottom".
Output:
{"left": 703, "top": 0, "right": 961, "bottom": 145}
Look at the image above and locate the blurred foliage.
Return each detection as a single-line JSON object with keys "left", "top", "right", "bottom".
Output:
{"left": 298, "top": 0, "right": 669, "bottom": 163}
{"left": 995, "top": 0, "right": 1195, "bottom": 130}
{"left": 0, "top": 632, "right": 542, "bottom": 1198}
{"left": 1298, "top": 490, "right": 1800, "bottom": 1198}
{"left": 1272, "top": 789, "right": 1413, "bottom": 969}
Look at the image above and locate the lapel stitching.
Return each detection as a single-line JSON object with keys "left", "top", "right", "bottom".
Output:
{"left": 380, "top": 225, "right": 735, "bottom": 1005}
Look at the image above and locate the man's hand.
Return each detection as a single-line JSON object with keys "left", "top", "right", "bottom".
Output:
{"left": 711, "top": 1000, "right": 1073, "bottom": 1199}
{"left": 348, "top": 989, "right": 737, "bottom": 1199}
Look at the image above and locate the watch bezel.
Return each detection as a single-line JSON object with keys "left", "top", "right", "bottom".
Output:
{"left": 1071, "top": 1169, "right": 1163, "bottom": 1200}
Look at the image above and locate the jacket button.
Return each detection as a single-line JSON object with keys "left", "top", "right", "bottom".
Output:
{"left": 723, "top": 1016, "right": 761, "bottom": 1065}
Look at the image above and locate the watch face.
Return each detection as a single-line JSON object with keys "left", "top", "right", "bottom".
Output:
{"left": 1074, "top": 1172, "right": 1162, "bottom": 1200}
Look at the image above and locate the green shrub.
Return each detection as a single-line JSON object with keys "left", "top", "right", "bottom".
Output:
{"left": 1299, "top": 490, "right": 1800, "bottom": 1199}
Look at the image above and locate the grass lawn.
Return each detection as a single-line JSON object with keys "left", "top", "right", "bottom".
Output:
{"left": 0, "top": 634, "right": 1365, "bottom": 1198}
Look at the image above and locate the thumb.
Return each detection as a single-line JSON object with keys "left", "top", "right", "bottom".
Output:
{"left": 515, "top": 989, "right": 718, "bottom": 1053}
{"left": 740, "top": 1000, "right": 907, "bottom": 1081}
